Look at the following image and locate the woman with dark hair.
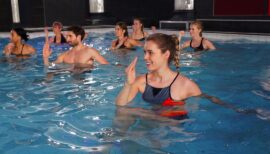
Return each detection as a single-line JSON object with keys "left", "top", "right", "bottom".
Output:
{"left": 3, "top": 28, "right": 36, "bottom": 57}
{"left": 111, "top": 21, "right": 141, "bottom": 50}
{"left": 131, "top": 18, "right": 148, "bottom": 41}
{"left": 179, "top": 20, "right": 216, "bottom": 51}
{"left": 116, "top": 33, "right": 201, "bottom": 119}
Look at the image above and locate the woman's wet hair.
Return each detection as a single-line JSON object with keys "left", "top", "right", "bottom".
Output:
{"left": 12, "top": 28, "right": 29, "bottom": 42}
{"left": 146, "top": 33, "right": 180, "bottom": 68}
{"left": 52, "top": 21, "right": 63, "bottom": 29}
{"left": 133, "top": 18, "right": 144, "bottom": 33}
{"left": 116, "top": 21, "right": 128, "bottom": 37}
{"left": 67, "top": 26, "right": 85, "bottom": 41}
{"left": 190, "top": 20, "right": 203, "bottom": 37}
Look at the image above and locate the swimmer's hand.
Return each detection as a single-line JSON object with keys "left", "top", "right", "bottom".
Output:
{"left": 43, "top": 42, "right": 52, "bottom": 66}
{"left": 43, "top": 42, "right": 52, "bottom": 58}
{"left": 179, "top": 31, "right": 185, "bottom": 37}
{"left": 3, "top": 43, "right": 14, "bottom": 56}
{"left": 125, "top": 57, "right": 138, "bottom": 85}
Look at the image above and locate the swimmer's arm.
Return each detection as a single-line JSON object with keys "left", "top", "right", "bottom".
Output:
{"left": 110, "top": 40, "right": 118, "bottom": 50}
{"left": 3, "top": 43, "right": 14, "bottom": 56}
{"left": 180, "top": 41, "right": 190, "bottom": 50}
{"left": 204, "top": 39, "right": 216, "bottom": 50}
{"left": 115, "top": 79, "right": 140, "bottom": 106}
{"left": 54, "top": 53, "right": 65, "bottom": 64}
{"left": 129, "top": 38, "right": 142, "bottom": 47}
{"left": 90, "top": 48, "right": 109, "bottom": 64}
{"left": 42, "top": 41, "right": 52, "bottom": 66}
{"left": 200, "top": 93, "right": 244, "bottom": 113}
{"left": 27, "top": 45, "right": 36, "bottom": 54}
{"left": 116, "top": 57, "right": 139, "bottom": 106}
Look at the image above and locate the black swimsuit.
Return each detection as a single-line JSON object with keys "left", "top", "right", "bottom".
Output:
{"left": 11, "top": 44, "right": 25, "bottom": 56}
{"left": 142, "top": 73, "right": 179, "bottom": 104}
{"left": 190, "top": 38, "right": 205, "bottom": 51}
{"left": 115, "top": 39, "right": 127, "bottom": 49}
{"left": 53, "top": 33, "right": 67, "bottom": 44}
{"left": 135, "top": 32, "right": 145, "bottom": 41}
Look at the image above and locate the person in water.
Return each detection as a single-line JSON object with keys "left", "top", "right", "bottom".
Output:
{"left": 131, "top": 18, "right": 148, "bottom": 41}
{"left": 43, "top": 26, "right": 109, "bottom": 66}
{"left": 48, "top": 21, "right": 67, "bottom": 44}
{"left": 111, "top": 21, "right": 141, "bottom": 50}
{"left": 179, "top": 20, "right": 216, "bottom": 51}
{"left": 116, "top": 33, "right": 201, "bottom": 118}
{"left": 3, "top": 28, "right": 36, "bottom": 57}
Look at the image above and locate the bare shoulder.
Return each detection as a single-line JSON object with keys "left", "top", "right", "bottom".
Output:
{"left": 135, "top": 74, "right": 146, "bottom": 82}
{"left": 25, "top": 44, "right": 36, "bottom": 53}
{"left": 177, "top": 74, "right": 197, "bottom": 86}
{"left": 203, "top": 38, "right": 216, "bottom": 50}
{"left": 172, "top": 74, "right": 202, "bottom": 98}
{"left": 85, "top": 46, "right": 99, "bottom": 53}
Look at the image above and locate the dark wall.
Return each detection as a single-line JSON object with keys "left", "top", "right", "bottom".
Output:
{"left": 193, "top": 0, "right": 270, "bottom": 33}
{"left": 103, "top": 0, "right": 175, "bottom": 27}
{"left": 19, "top": 0, "right": 44, "bottom": 27}
{"left": 44, "top": 0, "right": 87, "bottom": 26}
{"left": 195, "top": 0, "right": 270, "bottom": 19}
{"left": 0, "top": 0, "right": 13, "bottom": 31}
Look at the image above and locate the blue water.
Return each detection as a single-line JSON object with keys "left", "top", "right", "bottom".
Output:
{"left": 0, "top": 32, "right": 270, "bottom": 154}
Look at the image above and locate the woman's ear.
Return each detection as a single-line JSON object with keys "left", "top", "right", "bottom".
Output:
{"left": 164, "top": 50, "right": 170, "bottom": 58}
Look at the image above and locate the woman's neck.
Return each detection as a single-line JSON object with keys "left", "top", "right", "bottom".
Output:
{"left": 134, "top": 29, "right": 142, "bottom": 34}
{"left": 192, "top": 35, "right": 202, "bottom": 41}
{"left": 151, "top": 67, "right": 175, "bottom": 82}
{"left": 118, "top": 35, "right": 126, "bottom": 40}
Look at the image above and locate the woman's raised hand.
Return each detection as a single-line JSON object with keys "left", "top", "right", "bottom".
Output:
{"left": 42, "top": 41, "right": 52, "bottom": 58}
{"left": 125, "top": 57, "right": 138, "bottom": 85}
{"left": 179, "top": 31, "right": 185, "bottom": 37}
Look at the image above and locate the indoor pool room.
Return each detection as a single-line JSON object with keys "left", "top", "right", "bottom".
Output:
{"left": 0, "top": 0, "right": 270, "bottom": 154}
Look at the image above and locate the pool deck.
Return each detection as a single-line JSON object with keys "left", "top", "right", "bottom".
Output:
{"left": 1, "top": 25, "right": 270, "bottom": 42}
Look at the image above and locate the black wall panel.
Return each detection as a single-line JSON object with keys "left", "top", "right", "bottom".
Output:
{"left": 0, "top": 0, "right": 13, "bottom": 31}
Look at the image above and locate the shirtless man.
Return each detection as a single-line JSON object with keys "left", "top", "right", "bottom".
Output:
{"left": 43, "top": 26, "right": 109, "bottom": 66}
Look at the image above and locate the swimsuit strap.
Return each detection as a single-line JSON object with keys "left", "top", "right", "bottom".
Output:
{"left": 169, "top": 72, "right": 179, "bottom": 99}
{"left": 146, "top": 72, "right": 178, "bottom": 86}
{"left": 169, "top": 72, "right": 179, "bottom": 87}
{"left": 190, "top": 38, "right": 204, "bottom": 48}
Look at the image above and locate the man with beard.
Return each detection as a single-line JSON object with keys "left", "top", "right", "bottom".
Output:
{"left": 43, "top": 26, "right": 109, "bottom": 67}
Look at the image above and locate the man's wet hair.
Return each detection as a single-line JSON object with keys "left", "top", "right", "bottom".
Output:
{"left": 67, "top": 26, "right": 85, "bottom": 41}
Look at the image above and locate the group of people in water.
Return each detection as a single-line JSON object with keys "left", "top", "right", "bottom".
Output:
{"left": 2, "top": 19, "right": 217, "bottom": 119}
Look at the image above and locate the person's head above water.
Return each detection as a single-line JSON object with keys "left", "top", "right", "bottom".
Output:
{"left": 145, "top": 33, "right": 180, "bottom": 68}
{"left": 133, "top": 18, "right": 144, "bottom": 32}
{"left": 52, "top": 21, "right": 63, "bottom": 33}
{"left": 65, "top": 26, "right": 85, "bottom": 46}
{"left": 115, "top": 21, "right": 128, "bottom": 37}
{"left": 52, "top": 21, "right": 63, "bottom": 29}
{"left": 11, "top": 28, "right": 29, "bottom": 42}
{"left": 190, "top": 20, "right": 203, "bottom": 37}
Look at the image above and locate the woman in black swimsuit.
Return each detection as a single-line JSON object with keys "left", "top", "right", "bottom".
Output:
{"left": 111, "top": 22, "right": 141, "bottom": 50}
{"left": 116, "top": 33, "right": 201, "bottom": 119}
{"left": 3, "top": 28, "right": 36, "bottom": 57}
{"left": 179, "top": 20, "right": 216, "bottom": 51}
{"left": 51, "top": 21, "right": 67, "bottom": 44}
{"left": 131, "top": 18, "right": 149, "bottom": 41}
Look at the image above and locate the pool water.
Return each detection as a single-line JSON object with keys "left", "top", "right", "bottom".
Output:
{"left": 0, "top": 31, "right": 269, "bottom": 154}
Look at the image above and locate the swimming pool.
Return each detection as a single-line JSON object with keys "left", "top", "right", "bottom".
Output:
{"left": 0, "top": 29, "right": 270, "bottom": 154}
